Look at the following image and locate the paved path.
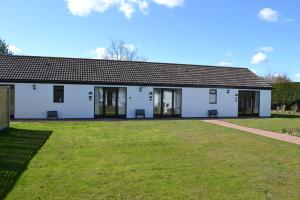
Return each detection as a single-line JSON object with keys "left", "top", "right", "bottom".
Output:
{"left": 203, "top": 120, "right": 300, "bottom": 145}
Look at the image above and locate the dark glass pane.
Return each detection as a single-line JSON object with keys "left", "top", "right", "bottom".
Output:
{"left": 238, "top": 91, "right": 244, "bottom": 114}
{"left": 118, "top": 88, "right": 126, "bottom": 115}
{"left": 104, "top": 88, "right": 117, "bottom": 116}
{"left": 174, "top": 89, "right": 182, "bottom": 115}
{"left": 94, "top": 87, "right": 103, "bottom": 115}
{"left": 53, "top": 86, "right": 64, "bottom": 103}
{"left": 245, "top": 92, "right": 252, "bottom": 114}
{"left": 209, "top": 89, "right": 217, "bottom": 104}
{"left": 163, "top": 90, "right": 173, "bottom": 115}
{"left": 253, "top": 91, "right": 260, "bottom": 114}
{"left": 154, "top": 89, "right": 161, "bottom": 115}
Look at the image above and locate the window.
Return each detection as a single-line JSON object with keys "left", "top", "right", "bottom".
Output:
{"left": 209, "top": 89, "right": 217, "bottom": 104}
{"left": 53, "top": 86, "right": 64, "bottom": 103}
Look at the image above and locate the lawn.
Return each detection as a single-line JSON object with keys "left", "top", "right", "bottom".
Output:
{"left": 226, "top": 113, "right": 300, "bottom": 137}
{"left": 1, "top": 120, "right": 300, "bottom": 200}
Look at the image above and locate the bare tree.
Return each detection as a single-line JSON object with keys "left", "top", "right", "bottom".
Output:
{"left": 105, "top": 39, "right": 145, "bottom": 61}
{"left": 264, "top": 73, "right": 291, "bottom": 84}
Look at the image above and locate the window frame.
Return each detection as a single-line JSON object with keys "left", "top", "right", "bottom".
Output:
{"left": 209, "top": 89, "right": 217, "bottom": 104}
{"left": 53, "top": 85, "right": 64, "bottom": 103}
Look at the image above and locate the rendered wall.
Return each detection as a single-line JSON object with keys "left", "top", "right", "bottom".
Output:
{"left": 259, "top": 90, "right": 272, "bottom": 117}
{"left": 14, "top": 83, "right": 94, "bottom": 119}
{"left": 13, "top": 83, "right": 154, "bottom": 119}
{"left": 182, "top": 88, "right": 239, "bottom": 118}
{"left": 0, "top": 83, "right": 271, "bottom": 119}
{"left": 127, "top": 86, "right": 154, "bottom": 118}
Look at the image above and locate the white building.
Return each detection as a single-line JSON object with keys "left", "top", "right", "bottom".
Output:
{"left": 0, "top": 55, "right": 271, "bottom": 119}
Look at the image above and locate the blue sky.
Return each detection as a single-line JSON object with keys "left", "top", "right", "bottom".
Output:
{"left": 0, "top": 0, "right": 299, "bottom": 81}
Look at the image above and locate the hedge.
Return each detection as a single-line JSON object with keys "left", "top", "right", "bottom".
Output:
{"left": 272, "top": 83, "right": 300, "bottom": 111}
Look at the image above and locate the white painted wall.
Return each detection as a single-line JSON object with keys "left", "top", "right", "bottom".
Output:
{"left": 14, "top": 83, "right": 94, "bottom": 119}
{"left": 259, "top": 90, "right": 272, "bottom": 117}
{"left": 182, "top": 88, "right": 239, "bottom": 117}
{"left": 127, "top": 86, "right": 153, "bottom": 118}
{"left": 0, "top": 83, "right": 272, "bottom": 119}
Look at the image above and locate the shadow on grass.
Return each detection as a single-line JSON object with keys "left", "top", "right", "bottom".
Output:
{"left": 0, "top": 128, "right": 52, "bottom": 199}
{"left": 272, "top": 113, "right": 300, "bottom": 118}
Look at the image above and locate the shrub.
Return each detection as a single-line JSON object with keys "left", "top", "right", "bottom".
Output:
{"left": 282, "top": 128, "right": 288, "bottom": 134}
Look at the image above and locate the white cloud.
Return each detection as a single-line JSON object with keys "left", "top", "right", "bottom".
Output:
{"left": 138, "top": 1, "right": 149, "bottom": 14}
{"left": 250, "top": 46, "right": 273, "bottom": 65}
{"left": 89, "top": 43, "right": 136, "bottom": 59}
{"left": 8, "top": 45, "right": 22, "bottom": 54}
{"left": 89, "top": 47, "right": 107, "bottom": 59}
{"left": 296, "top": 73, "right": 300, "bottom": 78}
{"left": 123, "top": 43, "right": 136, "bottom": 51}
{"left": 258, "top": 8, "right": 280, "bottom": 22}
{"left": 153, "top": 0, "right": 184, "bottom": 8}
{"left": 65, "top": 0, "right": 110, "bottom": 16}
{"left": 251, "top": 52, "right": 268, "bottom": 65}
{"left": 225, "top": 51, "right": 233, "bottom": 57}
{"left": 258, "top": 8, "right": 295, "bottom": 23}
{"left": 65, "top": 0, "right": 183, "bottom": 18}
{"left": 259, "top": 46, "right": 274, "bottom": 53}
{"left": 119, "top": 2, "right": 135, "bottom": 18}
{"left": 250, "top": 69, "right": 258, "bottom": 74}
{"left": 218, "top": 61, "right": 232, "bottom": 67}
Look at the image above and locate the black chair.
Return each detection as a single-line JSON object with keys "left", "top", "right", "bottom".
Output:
{"left": 135, "top": 109, "right": 145, "bottom": 119}
{"left": 208, "top": 110, "right": 218, "bottom": 118}
{"left": 47, "top": 111, "right": 58, "bottom": 119}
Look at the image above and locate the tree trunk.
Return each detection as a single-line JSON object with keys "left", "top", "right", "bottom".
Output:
{"left": 276, "top": 105, "right": 281, "bottom": 111}
{"left": 292, "top": 104, "right": 297, "bottom": 112}
{"left": 282, "top": 104, "right": 286, "bottom": 111}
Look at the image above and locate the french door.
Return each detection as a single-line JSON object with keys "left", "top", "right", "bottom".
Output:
{"left": 94, "top": 87, "right": 126, "bottom": 118}
{"left": 154, "top": 88, "right": 182, "bottom": 117}
{"left": 238, "top": 91, "right": 260, "bottom": 116}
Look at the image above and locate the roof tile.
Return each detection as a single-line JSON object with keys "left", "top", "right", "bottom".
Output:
{"left": 0, "top": 55, "right": 271, "bottom": 89}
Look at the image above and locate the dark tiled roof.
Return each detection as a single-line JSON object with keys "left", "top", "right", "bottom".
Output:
{"left": 0, "top": 55, "right": 271, "bottom": 89}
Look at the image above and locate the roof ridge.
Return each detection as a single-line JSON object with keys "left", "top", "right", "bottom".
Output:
{"left": 0, "top": 54, "right": 248, "bottom": 70}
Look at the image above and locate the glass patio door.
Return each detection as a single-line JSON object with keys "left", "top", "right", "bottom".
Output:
{"left": 94, "top": 87, "right": 126, "bottom": 117}
{"left": 238, "top": 91, "right": 260, "bottom": 116}
{"left": 154, "top": 88, "right": 182, "bottom": 117}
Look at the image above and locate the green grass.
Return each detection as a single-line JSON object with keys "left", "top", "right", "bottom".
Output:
{"left": 1, "top": 120, "right": 300, "bottom": 200}
{"left": 226, "top": 113, "right": 300, "bottom": 137}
